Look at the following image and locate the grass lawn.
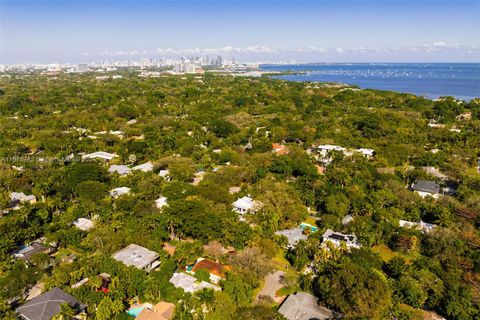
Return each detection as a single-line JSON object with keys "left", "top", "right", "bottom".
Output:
{"left": 372, "top": 244, "right": 412, "bottom": 263}
{"left": 272, "top": 250, "right": 296, "bottom": 275}
{"left": 304, "top": 216, "right": 318, "bottom": 225}
{"left": 399, "top": 304, "right": 437, "bottom": 320}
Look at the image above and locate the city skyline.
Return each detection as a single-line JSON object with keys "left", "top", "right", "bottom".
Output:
{"left": 1, "top": 0, "right": 480, "bottom": 64}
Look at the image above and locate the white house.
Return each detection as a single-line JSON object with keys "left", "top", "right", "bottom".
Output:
{"left": 232, "top": 196, "right": 262, "bottom": 215}
{"left": 169, "top": 272, "right": 221, "bottom": 293}
{"left": 82, "top": 151, "right": 117, "bottom": 161}
{"left": 399, "top": 219, "right": 437, "bottom": 233}
{"left": 110, "top": 187, "right": 131, "bottom": 198}
{"left": 112, "top": 244, "right": 160, "bottom": 272}
{"left": 322, "top": 229, "right": 361, "bottom": 249}
{"left": 155, "top": 196, "right": 168, "bottom": 209}
{"left": 73, "top": 218, "right": 94, "bottom": 231}
{"left": 316, "top": 144, "right": 375, "bottom": 160}
{"left": 411, "top": 180, "right": 441, "bottom": 199}
{"left": 317, "top": 145, "right": 346, "bottom": 157}
{"left": 159, "top": 169, "right": 171, "bottom": 181}
{"left": 132, "top": 162, "right": 154, "bottom": 173}
{"left": 356, "top": 148, "right": 375, "bottom": 158}
{"left": 10, "top": 192, "right": 37, "bottom": 206}
{"left": 109, "top": 165, "right": 131, "bottom": 176}
{"left": 341, "top": 214, "right": 354, "bottom": 225}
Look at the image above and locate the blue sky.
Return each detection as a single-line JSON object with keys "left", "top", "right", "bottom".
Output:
{"left": 1, "top": 0, "right": 479, "bottom": 64}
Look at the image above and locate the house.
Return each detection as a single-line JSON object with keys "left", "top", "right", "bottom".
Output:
{"left": 82, "top": 151, "right": 117, "bottom": 161}
{"left": 341, "top": 214, "right": 354, "bottom": 225}
{"left": 187, "top": 258, "right": 228, "bottom": 284}
{"left": 228, "top": 186, "right": 241, "bottom": 194}
{"left": 136, "top": 301, "right": 176, "bottom": 320}
{"left": 428, "top": 121, "right": 445, "bottom": 129}
{"left": 278, "top": 292, "right": 335, "bottom": 320}
{"left": 317, "top": 144, "right": 346, "bottom": 158}
{"left": 110, "top": 187, "right": 131, "bottom": 198}
{"left": 191, "top": 170, "right": 205, "bottom": 186}
{"left": 112, "top": 244, "right": 160, "bottom": 272}
{"left": 132, "top": 162, "right": 154, "bottom": 173}
{"left": 16, "top": 287, "right": 86, "bottom": 320}
{"left": 9, "top": 192, "right": 36, "bottom": 207}
{"left": 399, "top": 219, "right": 437, "bottom": 233}
{"left": 109, "top": 164, "right": 131, "bottom": 176}
{"left": 159, "top": 169, "right": 171, "bottom": 181}
{"left": 442, "top": 181, "right": 458, "bottom": 196}
{"left": 272, "top": 143, "right": 289, "bottom": 155}
{"left": 456, "top": 112, "right": 472, "bottom": 121}
{"left": 155, "top": 196, "right": 168, "bottom": 209}
{"left": 411, "top": 180, "right": 441, "bottom": 199}
{"left": 275, "top": 228, "right": 308, "bottom": 248}
{"left": 232, "top": 196, "right": 262, "bottom": 215}
{"left": 73, "top": 217, "right": 94, "bottom": 231}
{"left": 169, "top": 272, "right": 221, "bottom": 293}
{"left": 322, "top": 229, "right": 360, "bottom": 249}
{"left": 13, "top": 242, "right": 50, "bottom": 262}
{"left": 316, "top": 144, "right": 374, "bottom": 162}
{"left": 356, "top": 148, "right": 375, "bottom": 158}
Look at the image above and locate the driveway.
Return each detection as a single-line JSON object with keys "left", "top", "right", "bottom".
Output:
{"left": 256, "top": 270, "right": 286, "bottom": 303}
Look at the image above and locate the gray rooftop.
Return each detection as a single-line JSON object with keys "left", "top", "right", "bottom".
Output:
{"left": 112, "top": 244, "right": 159, "bottom": 270}
{"left": 16, "top": 287, "right": 85, "bottom": 320}
{"left": 13, "top": 242, "right": 50, "bottom": 261}
{"left": 109, "top": 165, "right": 131, "bottom": 175}
{"left": 278, "top": 292, "right": 334, "bottom": 320}
{"left": 275, "top": 228, "right": 307, "bottom": 247}
{"left": 411, "top": 179, "right": 440, "bottom": 194}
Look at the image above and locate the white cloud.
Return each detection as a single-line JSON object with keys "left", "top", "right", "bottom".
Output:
{"left": 432, "top": 41, "right": 447, "bottom": 47}
{"left": 82, "top": 43, "right": 480, "bottom": 61}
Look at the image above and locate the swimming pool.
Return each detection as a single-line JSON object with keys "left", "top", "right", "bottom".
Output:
{"left": 300, "top": 222, "right": 318, "bottom": 232}
{"left": 127, "top": 307, "right": 145, "bottom": 317}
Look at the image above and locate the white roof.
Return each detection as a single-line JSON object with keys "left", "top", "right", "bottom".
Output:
{"left": 109, "top": 165, "right": 131, "bottom": 175}
{"left": 317, "top": 144, "right": 345, "bottom": 152}
{"left": 110, "top": 187, "right": 131, "bottom": 197}
{"left": 357, "top": 148, "right": 375, "bottom": 156}
{"left": 82, "top": 151, "right": 117, "bottom": 161}
{"left": 159, "top": 169, "right": 170, "bottom": 178}
{"left": 233, "top": 196, "right": 255, "bottom": 210}
{"left": 132, "top": 162, "right": 154, "bottom": 172}
{"left": 341, "top": 214, "right": 354, "bottom": 225}
{"left": 399, "top": 219, "right": 437, "bottom": 233}
{"left": 10, "top": 192, "right": 36, "bottom": 202}
{"left": 169, "top": 272, "right": 221, "bottom": 293}
{"left": 322, "top": 229, "right": 360, "bottom": 248}
{"left": 73, "top": 218, "right": 94, "bottom": 231}
{"left": 155, "top": 196, "right": 168, "bottom": 209}
{"left": 112, "top": 244, "right": 159, "bottom": 270}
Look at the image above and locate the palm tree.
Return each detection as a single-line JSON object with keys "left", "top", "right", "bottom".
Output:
{"left": 52, "top": 302, "right": 76, "bottom": 320}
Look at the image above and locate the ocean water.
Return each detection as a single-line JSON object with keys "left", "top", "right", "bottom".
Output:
{"left": 261, "top": 63, "right": 480, "bottom": 101}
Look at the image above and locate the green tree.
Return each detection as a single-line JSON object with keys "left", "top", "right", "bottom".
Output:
{"left": 195, "top": 268, "right": 211, "bottom": 282}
